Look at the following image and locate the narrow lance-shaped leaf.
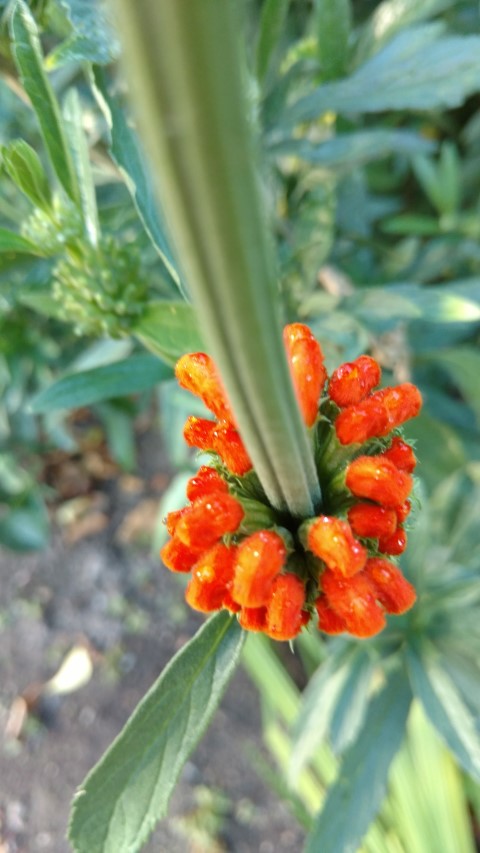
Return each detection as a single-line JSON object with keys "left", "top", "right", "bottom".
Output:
{"left": 0, "top": 227, "right": 47, "bottom": 257}
{"left": 91, "top": 67, "right": 181, "bottom": 292}
{"left": 305, "top": 666, "right": 412, "bottom": 853}
{"left": 10, "top": 1, "right": 80, "bottom": 203}
{"left": 406, "top": 640, "right": 480, "bottom": 781}
{"left": 30, "top": 355, "right": 172, "bottom": 413}
{"left": 69, "top": 613, "right": 245, "bottom": 853}
{"left": 256, "top": 0, "right": 290, "bottom": 85}
{"left": 111, "top": 0, "right": 321, "bottom": 516}
{"left": 63, "top": 89, "right": 100, "bottom": 246}
{"left": 315, "top": 0, "right": 352, "bottom": 81}
{"left": 2, "top": 139, "right": 51, "bottom": 211}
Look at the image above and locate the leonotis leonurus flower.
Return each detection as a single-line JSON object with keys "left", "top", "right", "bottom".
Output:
{"left": 161, "top": 323, "right": 421, "bottom": 642}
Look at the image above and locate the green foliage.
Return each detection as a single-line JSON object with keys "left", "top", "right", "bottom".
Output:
{"left": 30, "top": 355, "right": 172, "bottom": 412}
{"left": 305, "top": 667, "right": 412, "bottom": 853}
{"left": 68, "top": 613, "right": 244, "bottom": 853}
{"left": 10, "top": 1, "right": 80, "bottom": 203}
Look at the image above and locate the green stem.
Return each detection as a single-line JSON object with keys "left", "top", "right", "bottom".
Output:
{"left": 112, "top": 0, "right": 321, "bottom": 517}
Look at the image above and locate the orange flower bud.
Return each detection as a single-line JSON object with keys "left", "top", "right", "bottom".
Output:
{"left": 183, "top": 416, "right": 216, "bottom": 450}
{"left": 212, "top": 423, "right": 253, "bottom": 476}
{"left": 176, "top": 352, "right": 234, "bottom": 424}
{"left": 378, "top": 526, "right": 407, "bottom": 556}
{"left": 363, "top": 558, "right": 416, "bottom": 614}
{"left": 395, "top": 500, "right": 411, "bottom": 524}
{"left": 329, "top": 356, "right": 381, "bottom": 408}
{"left": 382, "top": 437, "right": 417, "bottom": 473}
{"left": 160, "top": 536, "right": 201, "bottom": 573}
{"left": 165, "top": 507, "right": 188, "bottom": 536}
{"left": 307, "top": 516, "right": 367, "bottom": 577}
{"left": 238, "top": 605, "right": 267, "bottom": 632}
{"left": 315, "top": 594, "right": 348, "bottom": 635}
{"left": 346, "top": 456, "right": 413, "bottom": 507}
{"left": 176, "top": 493, "right": 244, "bottom": 549}
{"left": 232, "top": 530, "right": 286, "bottom": 607}
{"left": 283, "top": 323, "right": 326, "bottom": 427}
{"left": 186, "top": 466, "right": 228, "bottom": 502}
{"left": 347, "top": 503, "right": 397, "bottom": 539}
{"left": 265, "top": 573, "right": 305, "bottom": 641}
{"left": 335, "top": 396, "right": 389, "bottom": 445}
{"left": 185, "top": 543, "right": 236, "bottom": 612}
{"left": 379, "top": 383, "right": 422, "bottom": 430}
{"left": 222, "top": 591, "right": 242, "bottom": 613}
{"left": 321, "top": 570, "right": 386, "bottom": 638}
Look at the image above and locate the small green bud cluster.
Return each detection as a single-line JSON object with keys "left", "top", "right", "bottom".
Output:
{"left": 52, "top": 235, "right": 149, "bottom": 338}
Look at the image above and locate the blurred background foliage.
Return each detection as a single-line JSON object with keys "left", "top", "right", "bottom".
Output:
{"left": 1, "top": 0, "right": 480, "bottom": 850}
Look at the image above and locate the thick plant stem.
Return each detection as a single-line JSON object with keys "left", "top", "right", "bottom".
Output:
{"left": 112, "top": 0, "right": 321, "bottom": 517}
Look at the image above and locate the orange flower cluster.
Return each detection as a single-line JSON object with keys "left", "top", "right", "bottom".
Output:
{"left": 161, "top": 324, "right": 421, "bottom": 642}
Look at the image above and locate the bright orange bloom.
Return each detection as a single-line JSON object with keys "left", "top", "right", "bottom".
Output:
{"left": 183, "top": 415, "right": 217, "bottom": 450}
{"left": 212, "top": 423, "right": 253, "bottom": 475}
{"left": 363, "top": 558, "right": 416, "bottom": 614}
{"left": 346, "top": 456, "right": 413, "bottom": 507}
{"left": 167, "top": 328, "right": 421, "bottom": 641}
{"left": 283, "top": 323, "right": 326, "bottom": 427}
{"left": 186, "top": 466, "right": 229, "bottom": 502}
{"left": 185, "top": 543, "right": 236, "bottom": 612}
{"left": 395, "top": 500, "right": 411, "bottom": 524}
{"left": 238, "top": 605, "right": 267, "bottom": 632}
{"left": 160, "top": 536, "right": 201, "bottom": 573}
{"left": 175, "top": 352, "right": 234, "bottom": 424}
{"left": 232, "top": 530, "right": 286, "bottom": 607}
{"left": 321, "top": 570, "right": 386, "bottom": 638}
{"left": 335, "top": 396, "right": 389, "bottom": 445}
{"left": 265, "top": 574, "right": 305, "bottom": 641}
{"left": 379, "top": 383, "right": 422, "bottom": 430}
{"left": 329, "top": 356, "right": 381, "bottom": 408}
{"left": 165, "top": 507, "right": 188, "bottom": 536}
{"left": 175, "top": 493, "right": 244, "bottom": 549}
{"left": 382, "top": 437, "right": 417, "bottom": 473}
{"left": 378, "top": 526, "right": 407, "bottom": 555}
{"left": 315, "top": 594, "right": 348, "bottom": 634}
{"left": 347, "top": 503, "right": 397, "bottom": 539}
{"left": 307, "top": 515, "right": 367, "bottom": 577}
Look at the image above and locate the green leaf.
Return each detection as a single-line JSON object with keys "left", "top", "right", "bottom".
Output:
{"left": 91, "top": 67, "right": 180, "bottom": 290}
{"left": 328, "top": 650, "right": 375, "bottom": 755}
{"left": 10, "top": 1, "right": 80, "bottom": 203}
{"left": 388, "top": 702, "right": 476, "bottom": 853}
{"left": 289, "top": 644, "right": 360, "bottom": 783}
{"left": 2, "top": 139, "right": 51, "bottom": 210}
{"left": 30, "top": 355, "right": 172, "bottom": 412}
{"left": 270, "top": 129, "right": 434, "bottom": 170}
{"left": 285, "top": 26, "right": 480, "bottom": 125}
{"left": 425, "top": 348, "right": 480, "bottom": 424}
{"left": 315, "top": 0, "right": 351, "bottom": 81}
{"left": 62, "top": 89, "right": 100, "bottom": 246}
{"left": 305, "top": 667, "right": 412, "bottom": 853}
{"left": 406, "top": 641, "right": 480, "bottom": 781}
{"left": 68, "top": 613, "right": 244, "bottom": 853}
{"left": 256, "top": 0, "right": 289, "bottom": 85}
{"left": 348, "top": 283, "right": 480, "bottom": 325}
{"left": 46, "top": 0, "right": 119, "bottom": 67}
{"left": 0, "top": 227, "right": 46, "bottom": 256}
{"left": 134, "top": 302, "right": 204, "bottom": 366}
{"left": 353, "top": 0, "right": 457, "bottom": 66}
